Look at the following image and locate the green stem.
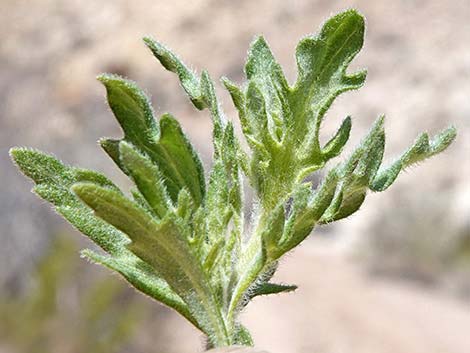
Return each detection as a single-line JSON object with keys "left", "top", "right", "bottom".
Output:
{"left": 224, "top": 209, "right": 272, "bottom": 335}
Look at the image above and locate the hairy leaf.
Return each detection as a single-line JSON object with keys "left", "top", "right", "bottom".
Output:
{"left": 10, "top": 148, "right": 126, "bottom": 253}
{"left": 248, "top": 282, "right": 297, "bottom": 299}
{"left": 81, "top": 249, "right": 199, "bottom": 329}
{"left": 9, "top": 148, "right": 195, "bottom": 323}
{"left": 224, "top": 10, "right": 367, "bottom": 210}
{"left": 119, "top": 141, "right": 172, "bottom": 218}
{"left": 322, "top": 116, "right": 352, "bottom": 160}
{"left": 98, "top": 74, "right": 205, "bottom": 206}
{"left": 144, "top": 37, "right": 206, "bottom": 110}
{"left": 72, "top": 182, "right": 229, "bottom": 345}
{"left": 11, "top": 9, "right": 457, "bottom": 349}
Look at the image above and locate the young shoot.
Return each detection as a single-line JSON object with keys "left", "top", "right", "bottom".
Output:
{"left": 10, "top": 9, "right": 456, "bottom": 349}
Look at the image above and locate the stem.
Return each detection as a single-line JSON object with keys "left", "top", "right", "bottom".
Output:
{"left": 224, "top": 209, "right": 272, "bottom": 334}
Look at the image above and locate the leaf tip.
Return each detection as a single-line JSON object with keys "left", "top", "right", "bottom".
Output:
{"left": 9, "top": 147, "right": 31, "bottom": 174}
{"left": 142, "top": 35, "right": 154, "bottom": 47}
{"left": 251, "top": 35, "right": 268, "bottom": 48}
{"left": 9, "top": 147, "right": 63, "bottom": 181}
{"left": 9, "top": 146, "right": 24, "bottom": 162}
{"left": 70, "top": 182, "right": 95, "bottom": 201}
{"left": 97, "top": 73, "right": 129, "bottom": 87}
{"left": 336, "top": 8, "right": 365, "bottom": 26}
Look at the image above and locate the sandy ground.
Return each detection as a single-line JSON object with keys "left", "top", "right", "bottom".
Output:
{"left": 245, "top": 244, "right": 470, "bottom": 353}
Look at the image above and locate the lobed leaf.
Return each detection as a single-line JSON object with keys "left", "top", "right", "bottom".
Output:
{"left": 98, "top": 74, "right": 205, "bottom": 206}
{"left": 10, "top": 148, "right": 126, "bottom": 253}
{"left": 370, "top": 126, "right": 457, "bottom": 192}
{"left": 222, "top": 9, "right": 367, "bottom": 209}
{"left": 144, "top": 37, "right": 206, "bottom": 109}
{"left": 72, "top": 182, "right": 229, "bottom": 344}
{"left": 9, "top": 148, "right": 195, "bottom": 324}
{"left": 320, "top": 120, "right": 456, "bottom": 223}
{"left": 294, "top": 9, "right": 366, "bottom": 138}
{"left": 10, "top": 9, "right": 458, "bottom": 348}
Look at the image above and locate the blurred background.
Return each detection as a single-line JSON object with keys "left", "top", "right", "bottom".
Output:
{"left": 1, "top": 0, "right": 469, "bottom": 352}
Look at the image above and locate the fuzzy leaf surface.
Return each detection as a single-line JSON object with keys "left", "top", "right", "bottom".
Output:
{"left": 10, "top": 8, "right": 458, "bottom": 349}
{"left": 225, "top": 10, "right": 366, "bottom": 209}
{"left": 72, "top": 182, "right": 229, "bottom": 344}
{"left": 9, "top": 148, "right": 195, "bottom": 325}
{"left": 98, "top": 74, "right": 205, "bottom": 207}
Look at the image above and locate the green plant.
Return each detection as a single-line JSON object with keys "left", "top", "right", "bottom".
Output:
{"left": 10, "top": 9, "right": 456, "bottom": 348}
